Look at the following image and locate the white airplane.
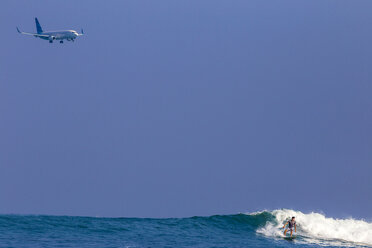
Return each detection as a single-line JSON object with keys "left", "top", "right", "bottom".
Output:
{"left": 17, "top": 18, "right": 84, "bottom": 43}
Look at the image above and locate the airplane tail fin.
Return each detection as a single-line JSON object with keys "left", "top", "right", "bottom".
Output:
{"left": 35, "top": 18, "right": 43, "bottom": 34}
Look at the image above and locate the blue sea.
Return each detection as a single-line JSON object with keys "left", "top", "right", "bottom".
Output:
{"left": 1, "top": 209, "right": 371, "bottom": 248}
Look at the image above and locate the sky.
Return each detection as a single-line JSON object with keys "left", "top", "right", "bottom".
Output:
{"left": 0, "top": 0, "right": 371, "bottom": 219}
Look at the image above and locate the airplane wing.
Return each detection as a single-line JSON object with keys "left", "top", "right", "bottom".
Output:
{"left": 77, "top": 28, "right": 84, "bottom": 36}
{"left": 16, "top": 27, "right": 50, "bottom": 38}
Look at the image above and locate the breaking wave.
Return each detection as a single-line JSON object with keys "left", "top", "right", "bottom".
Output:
{"left": 254, "top": 209, "right": 372, "bottom": 247}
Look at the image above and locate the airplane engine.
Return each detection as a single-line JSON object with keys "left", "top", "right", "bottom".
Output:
{"left": 48, "top": 36, "right": 56, "bottom": 43}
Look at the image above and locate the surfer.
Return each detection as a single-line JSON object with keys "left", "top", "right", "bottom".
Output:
{"left": 283, "top": 217, "right": 296, "bottom": 237}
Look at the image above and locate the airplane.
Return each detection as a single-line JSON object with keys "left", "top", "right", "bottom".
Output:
{"left": 17, "top": 17, "right": 84, "bottom": 43}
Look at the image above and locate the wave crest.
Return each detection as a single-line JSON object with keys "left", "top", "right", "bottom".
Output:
{"left": 254, "top": 209, "right": 372, "bottom": 247}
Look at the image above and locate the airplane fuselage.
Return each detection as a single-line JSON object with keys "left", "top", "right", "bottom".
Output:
{"left": 39, "top": 30, "right": 79, "bottom": 41}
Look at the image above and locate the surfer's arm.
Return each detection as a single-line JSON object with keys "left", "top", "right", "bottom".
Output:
{"left": 283, "top": 222, "right": 288, "bottom": 228}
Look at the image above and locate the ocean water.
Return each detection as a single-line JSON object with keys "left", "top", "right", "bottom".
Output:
{"left": 1, "top": 209, "right": 371, "bottom": 248}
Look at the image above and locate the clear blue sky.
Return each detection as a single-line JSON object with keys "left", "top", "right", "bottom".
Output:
{"left": 0, "top": 0, "right": 371, "bottom": 218}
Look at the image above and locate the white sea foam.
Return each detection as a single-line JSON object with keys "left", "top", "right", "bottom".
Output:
{"left": 254, "top": 209, "right": 372, "bottom": 247}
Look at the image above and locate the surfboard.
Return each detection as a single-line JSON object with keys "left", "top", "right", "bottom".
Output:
{"left": 284, "top": 236, "right": 296, "bottom": 241}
